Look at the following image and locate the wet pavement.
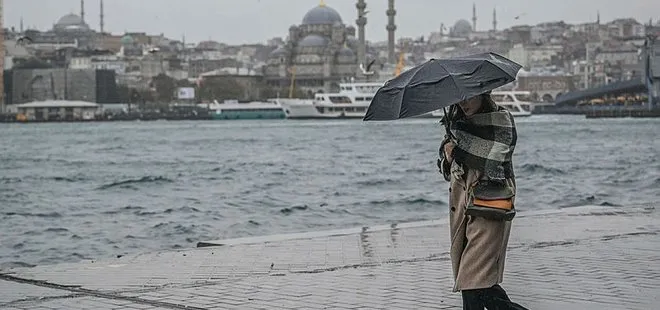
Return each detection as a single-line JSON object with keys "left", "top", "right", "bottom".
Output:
{"left": 1, "top": 205, "right": 659, "bottom": 309}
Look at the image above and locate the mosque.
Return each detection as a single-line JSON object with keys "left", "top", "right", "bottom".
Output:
{"left": 263, "top": 1, "right": 360, "bottom": 94}
{"left": 20, "top": 0, "right": 98, "bottom": 49}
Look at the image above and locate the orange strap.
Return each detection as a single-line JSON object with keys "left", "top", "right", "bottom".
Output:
{"left": 473, "top": 198, "right": 513, "bottom": 210}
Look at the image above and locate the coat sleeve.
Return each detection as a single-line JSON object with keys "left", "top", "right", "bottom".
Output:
{"left": 438, "top": 137, "right": 454, "bottom": 182}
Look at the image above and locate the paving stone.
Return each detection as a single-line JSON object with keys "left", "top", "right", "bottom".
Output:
{"left": 0, "top": 279, "right": 73, "bottom": 305}
{"left": 0, "top": 205, "right": 658, "bottom": 309}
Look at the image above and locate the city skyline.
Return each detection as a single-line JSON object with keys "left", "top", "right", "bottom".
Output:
{"left": 5, "top": 0, "right": 660, "bottom": 44}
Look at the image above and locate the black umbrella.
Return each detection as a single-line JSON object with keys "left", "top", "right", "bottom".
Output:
{"left": 363, "top": 52, "right": 522, "bottom": 121}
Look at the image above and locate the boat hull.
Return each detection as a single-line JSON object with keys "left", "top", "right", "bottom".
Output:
{"left": 281, "top": 101, "right": 367, "bottom": 119}
{"left": 211, "top": 109, "right": 286, "bottom": 120}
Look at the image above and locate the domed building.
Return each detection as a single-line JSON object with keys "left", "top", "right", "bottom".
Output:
{"left": 50, "top": 12, "right": 96, "bottom": 48}
{"left": 451, "top": 19, "right": 473, "bottom": 38}
{"left": 119, "top": 34, "right": 145, "bottom": 57}
{"left": 264, "top": 2, "right": 358, "bottom": 94}
{"left": 53, "top": 13, "right": 90, "bottom": 32}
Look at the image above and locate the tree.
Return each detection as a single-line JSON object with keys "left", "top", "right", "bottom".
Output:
{"left": 117, "top": 85, "right": 132, "bottom": 103}
{"left": 152, "top": 74, "right": 177, "bottom": 102}
{"left": 198, "top": 77, "right": 245, "bottom": 102}
{"left": 176, "top": 79, "right": 193, "bottom": 88}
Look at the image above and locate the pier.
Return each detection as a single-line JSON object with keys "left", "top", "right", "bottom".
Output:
{"left": 1, "top": 205, "right": 658, "bottom": 309}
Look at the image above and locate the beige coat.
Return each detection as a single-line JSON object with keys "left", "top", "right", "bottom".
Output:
{"left": 447, "top": 161, "right": 513, "bottom": 292}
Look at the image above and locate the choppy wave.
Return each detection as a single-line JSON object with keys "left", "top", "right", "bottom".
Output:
{"left": 96, "top": 176, "right": 174, "bottom": 190}
{"left": 1, "top": 116, "right": 658, "bottom": 267}
{"left": 518, "top": 163, "right": 565, "bottom": 175}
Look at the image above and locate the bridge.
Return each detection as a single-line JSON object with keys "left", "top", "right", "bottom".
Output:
{"left": 554, "top": 79, "right": 647, "bottom": 105}
{"left": 555, "top": 34, "right": 659, "bottom": 108}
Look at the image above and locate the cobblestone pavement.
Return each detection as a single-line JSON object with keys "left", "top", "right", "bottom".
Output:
{"left": 1, "top": 205, "right": 659, "bottom": 309}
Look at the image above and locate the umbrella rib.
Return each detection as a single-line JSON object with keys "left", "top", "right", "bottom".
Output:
{"left": 447, "top": 69, "right": 467, "bottom": 101}
{"left": 397, "top": 86, "right": 407, "bottom": 117}
{"left": 486, "top": 60, "right": 518, "bottom": 84}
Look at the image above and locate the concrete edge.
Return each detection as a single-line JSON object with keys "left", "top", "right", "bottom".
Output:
{"left": 197, "top": 204, "right": 654, "bottom": 247}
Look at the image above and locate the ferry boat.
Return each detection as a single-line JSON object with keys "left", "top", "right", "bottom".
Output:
{"left": 202, "top": 100, "right": 286, "bottom": 120}
{"left": 280, "top": 82, "right": 533, "bottom": 119}
{"left": 490, "top": 90, "right": 533, "bottom": 117}
{"left": 429, "top": 91, "right": 534, "bottom": 118}
{"left": 279, "top": 82, "right": 383, "bottom": 119}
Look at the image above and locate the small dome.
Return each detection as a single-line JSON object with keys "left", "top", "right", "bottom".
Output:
{"left": 298, "top": 34, "right": 328, "bottom": 47}
{"left": 346, "top": 25, "right": 356, "bottom": 36}
{"left": 302, "top": 4, "right": 343, "bottom": 25}
{"left": 121, "top": 35, "right": 135, "bottom": 45}
{"left": 346, "top": 36, "right": 359, "bottom": 50}
{"left": 269, "top": 46, "right": 288, "bottom": 58}
{"left": 338, "top": 47, "right": 355, "bottom": 57}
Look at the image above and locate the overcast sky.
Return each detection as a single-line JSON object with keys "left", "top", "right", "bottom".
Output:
{"left": 6, "top": 0, "right": 660, "bottom": 44}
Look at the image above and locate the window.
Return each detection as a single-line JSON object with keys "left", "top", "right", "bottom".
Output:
{"left": 328, "top": 96, "right": 352, "bottom": 104}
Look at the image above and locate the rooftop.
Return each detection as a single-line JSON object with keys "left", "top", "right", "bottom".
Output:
{"left": 16, "top": 101, "right": 100, "bottom": 109}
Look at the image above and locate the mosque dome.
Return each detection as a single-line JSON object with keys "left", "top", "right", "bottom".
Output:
{"left": 453, "top": 19, "right": 473, "bottom": 36}
{"left": 54, "top": 13, "right": 89, "bottom": 31}
{"left": 298, "top": 34, "right": 328, "bottom": 47}
{"left": 346, "top": 35, "right": 358, "bottom": 48}
{"left": 302, "top": 4, "right": 343, "bottom": 25}
{"left": 338, "top": 47, "right": 355, "bottom": 57}
{"left": 269, "top": 46, "right": 288, "bottom": 58}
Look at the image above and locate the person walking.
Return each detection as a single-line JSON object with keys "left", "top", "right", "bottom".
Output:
{"left": 438, "top": 92, "right": 528, "bottom": 310}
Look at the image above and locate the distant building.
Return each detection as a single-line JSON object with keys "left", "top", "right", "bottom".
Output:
{"left": 607, "top": 19, "right": 645, "bottom": 38}
{"left": 517, "top": 68, "right": 575, "bottom": 101}
{"left": 263, "top": 3, "right": 358, "bottom": 94}
{"left": 23, "top": 12, "right": 97, "bottom": 51}
{"left": 505, "top": 26, "right": 532, "bottom": 44}
{"left": 530, "top": 21, "right": 568, "bottom": 43}
{"left": 507, "top": 43, "right": 563, "bottom": 69}
{"left": 9, "top": 68, "right": 118, "bottom": 105}
{"left": 69, "top": 54, "right": 127, "bottom": 74}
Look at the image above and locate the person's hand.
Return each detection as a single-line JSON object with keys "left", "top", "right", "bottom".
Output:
{"left": 444, "top": 141, "right": 455, "bottom": 162}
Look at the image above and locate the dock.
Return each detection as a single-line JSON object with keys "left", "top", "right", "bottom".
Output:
{"left": 585, "top": 108, "right": 660, "bottom": 118}
{"left": 1, "top": 205, "right": 659, "bottom": 309}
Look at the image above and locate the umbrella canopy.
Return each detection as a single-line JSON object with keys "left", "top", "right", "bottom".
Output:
{"left": 364, "top": 52, "right": 522, "bottom": 121}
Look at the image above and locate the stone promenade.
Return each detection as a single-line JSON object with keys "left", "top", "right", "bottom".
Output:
{"left": 1, "top": 205, "right": 659, "bottom": 309}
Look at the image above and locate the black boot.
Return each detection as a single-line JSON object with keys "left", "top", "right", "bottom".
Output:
{"left": 461, "top": 285, "right": 528, "bottom": 310}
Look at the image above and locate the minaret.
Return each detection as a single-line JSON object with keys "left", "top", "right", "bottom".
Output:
{"left": 472, "top": 3, "right": 477, "bottom": 31}
{"left": 596, "top": 10, "right": 600, "bottom": 25}
{"left": 100, "top": 0, "right": 104, "bottom": 33}
{"left": 80, "top": 0, "right": 85, "bottom": 22}
{"left": 492, "top": 8, "right": 497, "bottom": 31}
{"left": 0, "top": 0, "right": 5, "bottom": 114}
{"left": 356, "top": 0, "right": 367, "bottom": 67}
{"left": 20, "top": 16, "right": 24, "bottom": 33}
{"left": 386, "top": 0, "right": 397, "bottom": 64}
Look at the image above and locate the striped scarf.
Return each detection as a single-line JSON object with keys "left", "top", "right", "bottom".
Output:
{"left": 450, "top": 106, "right": 517, "bottom": 180}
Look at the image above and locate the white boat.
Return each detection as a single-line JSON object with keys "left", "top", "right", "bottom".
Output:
{"left": 428, "top": 90, "right": 534, "bottom": 118}
{"left": 279, "top": 82, "right": 383, "bottom": 119}
{"left": 200, "top": 100, "right": 286, "bottom": 120}
{"left": 279, "top": 82, "right": 534, "bottom": 119}
{"left": 490, "top": 91, "right": 533, "bottom": 117}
